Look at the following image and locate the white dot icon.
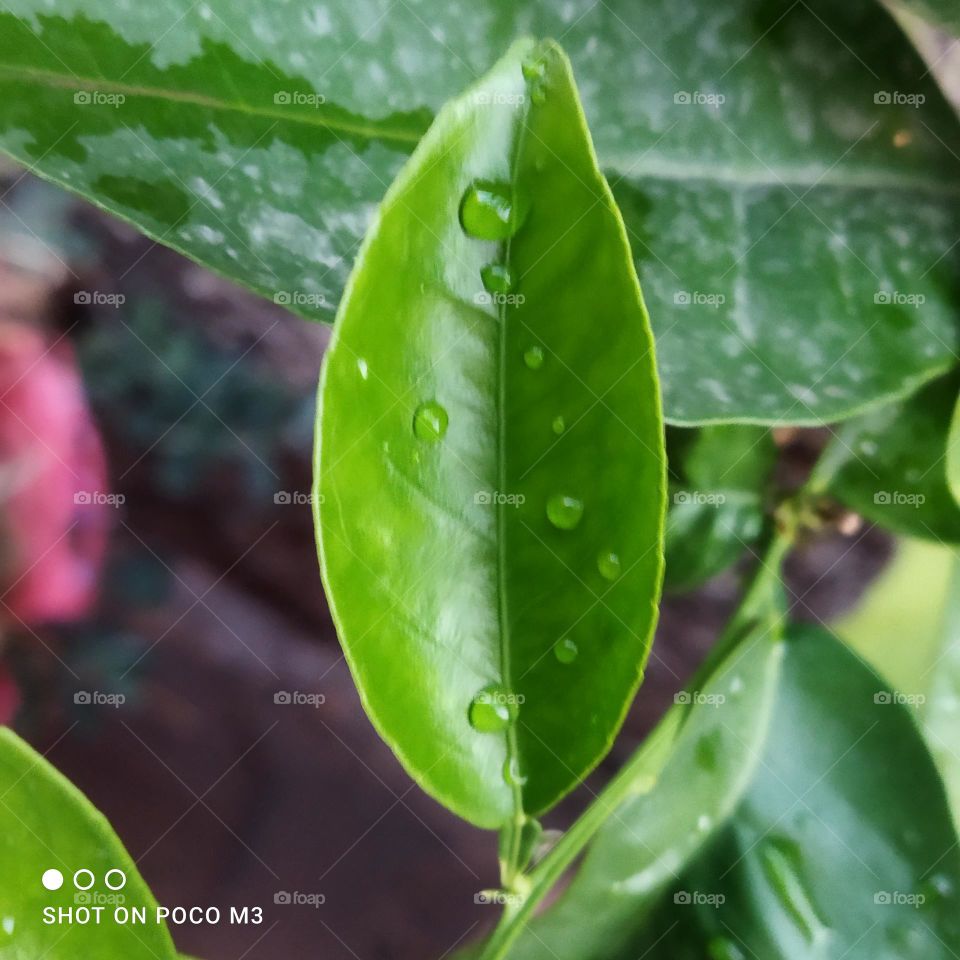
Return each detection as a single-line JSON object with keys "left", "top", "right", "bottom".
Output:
{"left": 41, "top": 869, "right": 64, "bottom": 891}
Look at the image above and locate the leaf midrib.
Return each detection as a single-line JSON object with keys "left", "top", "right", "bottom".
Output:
{"left": 0, "top": 63, "right": 424, "bottom": 146}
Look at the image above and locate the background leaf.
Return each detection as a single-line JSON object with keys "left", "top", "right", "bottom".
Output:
{"left": 0, "top": 727, "right": 177, "bottom": 959}
{"left": 665, "top": 425, "right": 775, "bottom": 590}
{"left": 828, "top": 370, "right": 960, "bottom": 542}
{"left": 315, "top": 41, "right": 665, "bottom": 827}
{"left": 1, "top": 0, "right": 958, "bottom": 423}
{"left": 637, "top": 626, "right": 960, "bottom": 959}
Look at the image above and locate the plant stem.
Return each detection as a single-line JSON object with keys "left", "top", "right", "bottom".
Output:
{"left": 477, "top": 519, "right": 796, "bottom": 960}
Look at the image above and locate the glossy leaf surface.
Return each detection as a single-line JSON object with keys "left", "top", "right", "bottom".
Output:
{"left": 315, "top": 41, "right": 665, "bottom": 827}
{"left": 829, "top": 370, "right": 960, "bottom": 542}
{"left": 1, "top": 0, "right": 959, "bottom": 423}
{"left": 498, "top": 613, "right": 785, "bottom": 960}
{"left": 0, "top": 727, "right": 177, "bottom": 959}
{"left": 665, "top": 426, "right": 775, "bottom": 590}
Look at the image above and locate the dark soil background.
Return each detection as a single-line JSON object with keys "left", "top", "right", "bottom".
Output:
{"left": 0, "top": 169, "right": 891, "bottom": 960}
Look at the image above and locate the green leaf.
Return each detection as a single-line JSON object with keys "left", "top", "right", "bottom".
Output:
{"left": 495, "top": 614, "right": 785, "bottom": 960}
{"left": 315, "top": 40, "right": 665, "bottom": 828}
{"left": 924, "top": 557, "right": 960, "bottom": 826}
{"left": 665, "top": 426, "right": 775, "bottom": 590}
{"left": 828, "top": 369, "right": 960, "bottom": 542}
{"left": 2, "top": 0, "right": 959, "bottom": 423}
{"left": 0, "top": 727, "right": 177, "bottom": 959}
{"left": 638, "top": 626, "right": 960, "bottom": 959}
{"left": 948, "top": 391, "right": 960, "bottom": 507}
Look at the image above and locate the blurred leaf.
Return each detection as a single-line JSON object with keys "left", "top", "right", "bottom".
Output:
{"left": 828, "top": 370, "right": 960, "bottom": 542}
{"left": 948, "top": 390, "right": 960, "bottom": 506}
{"left": 315, "top": 41, "right": 665, "bottom": 827}
{"left": 887, "top": 0, "right": 960, "bottom": 33}
{"left": 924, "top": 557, "right": 960, "bottom": 826}
{"left": 495, "top": 614, "right": 785, "bottom": 960}
{"left": 0, "top": 727, "right": 177, "bottom": 958}
{"left": 665, "top": 426, "right": 775, "bottom": 590}
{"left": 636, "top": 626, "right": 960, "bottom": 959}
{"left": 0, "top": 0, "right": 958, "bottom": 423}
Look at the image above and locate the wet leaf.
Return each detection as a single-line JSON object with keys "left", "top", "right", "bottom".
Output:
{"left": 315, "top": 41, "right": 665, "bottom": 827}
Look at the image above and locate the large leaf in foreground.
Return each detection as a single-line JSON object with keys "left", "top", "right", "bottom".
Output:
{"left": 315, "top": 42, "right": 665, "bottom": 827}
{"left": 497, "top": 614, "right": 784, "bottom": 960}
{"left": 0, "top": 727, "right": 177, "bottom": 959}
{"left": 640, "top": 627, "right": 960, "bottom": 959}
{"left": 2, "top": 0, "right": 959, "bottom": 423}
{"left": 828, "top": 370, "right": 960, "bottom": 542}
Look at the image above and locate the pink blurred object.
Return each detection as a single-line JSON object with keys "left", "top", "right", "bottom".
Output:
{"left": 0, "top": 321, "right": 109, "bottom": 624}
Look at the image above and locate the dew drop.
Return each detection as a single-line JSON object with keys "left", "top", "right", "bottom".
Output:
{"left": 553, "top": 637, "right": 578, "bottom": 664}
{"left": 468, "top": 683, "right": 517, "bottom": 733}
{"left": 551, "top": 416, "right": 565, "bottom": 435}
{"left": 503, "top": 757, "right": 528, "bottom": 787}
{"left": 597, "top": 551, "right": 621, "bottom": 581}
{"left": 521, "top": 57, "right": 546, "bottom": 82}
{"left": 481, "top": 262, "right": 513, "bottom": 294}
{"left": 1, "top": 917, "right": 13, "bottom": 936}
{"left": 546, "top": 494, "right": 583, "bottom": 530}
{"left": 357, "top": 357, "right": 369, "bottom": 380}
{"left": 413, "top": 401, "right": 448, "bottom": 442}
{"left": 459, "top": 180, "right": 521, "bottom": 241}
{"left": 523, "top": 345, "right": 544, "bottom": 370}
{"left": 697, "top": 814, "right": 712, "bottom": 833}
{"left": 760, "top": 837, "right": 830, "bottom": 945}
{"left": 707, "top": 937, "right": 745, "bottom": 960}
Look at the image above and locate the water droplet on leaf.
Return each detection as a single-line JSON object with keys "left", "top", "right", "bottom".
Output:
{"left": 551, "top": 416, "right": 565, "bottom": 435}
{"left": 468, "top": 683, "right": 517, "bottom": 733}
{"left": 553, "top": 637, "right": 578, "bottom": 664}
{"left": 460, "top": 180, "right": 521, "bottom": 240}
{"left": 413, "top": 401, "right": 448, "bottom": 442}
{"left": 597, "top": 551, "right": 621, "bottom": 580}
{"left": 547, "top": 494, "right": 583, "bottom": 530}
{"left": 481, "top": 262, "right": 513, "bottom": 294}
{"left": 503, "top": 757, "right": 528, "bottom": 787}
{"left": 523, "top": 345, "right": 544, "bottom": 370}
